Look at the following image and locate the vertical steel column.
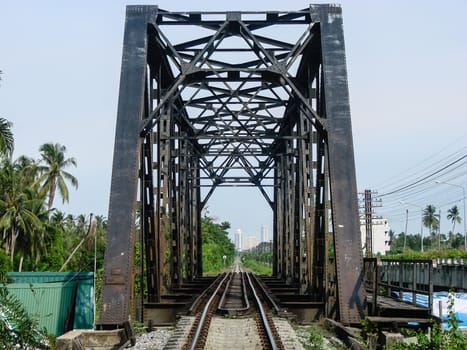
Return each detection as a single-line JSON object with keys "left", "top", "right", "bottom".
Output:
{"left": 273, "top": 156, "right": 281, "bottom": 277}
{"left": 284, "top": 141, "right": 295, "bottom": 284}
{"left": 313, "top": 131, "right": 327, "bottom": 297}
{"left": 178, "top": 136, "right": 186, "bottom": 281}
{"left": 170, "top": 123, "right": 181, "bottom": 287}
{"left": 157, "top": 112, "right": 171, "bottom": 291}
{"left": 178, "top": 133, "right": 190, "bottom": 281}
{"left": 311, "top": 4, "right": 365, "bottom": 324}
{"left": 295, "top": 123, "right": 305, "bottom": 291}
{"left": 168, "top": 117, "right": 181, "bottom": 288}
{"left": 298, "top": 114, "right": 314, "bottom": 294}
{"left": 98, "top": 6, "right": 148, "bottom": 327}
{"left": 275, "top": 153, "right": 286, "bottom": 279}
{"left": 141, "top": 133, "right": 159, "bottom": 303}
{"left": 192, "top": 151, "right": 202, "bottom": 278}
{"left": 186, "top": 150, "right": 198, "bottom": 280}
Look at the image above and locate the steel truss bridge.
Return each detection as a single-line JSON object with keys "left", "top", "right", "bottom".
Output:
{"left": 98, "top": 4, "right": 365, "bottom": 329}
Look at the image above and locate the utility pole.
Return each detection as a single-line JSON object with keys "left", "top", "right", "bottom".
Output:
{"left": 359, "top": 190, "right": 382, "bottom": 257}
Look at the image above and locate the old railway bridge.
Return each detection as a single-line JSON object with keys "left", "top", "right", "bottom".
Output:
{"left": 97, "top": 4, "right": 366, "bottom": 331}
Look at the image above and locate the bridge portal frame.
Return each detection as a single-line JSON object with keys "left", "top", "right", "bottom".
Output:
{"left": 98, "top": 4, "right": 365, "bottom": 328}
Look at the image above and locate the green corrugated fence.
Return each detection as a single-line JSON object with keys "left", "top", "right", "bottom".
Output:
{"left": 6, "top": 272, "right": 94, "bottom": 336}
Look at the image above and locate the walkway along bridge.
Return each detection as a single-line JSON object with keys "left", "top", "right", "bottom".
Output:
{"left": 97, "top": 4, "right": 365, "bottom": 330}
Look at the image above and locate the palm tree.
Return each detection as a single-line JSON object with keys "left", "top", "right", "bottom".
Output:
{"left": 15, "top": 194, "right": 49, "bottom": 271}
{"left": 0, "top": 118, "right": 14, "bottom": 159}
{"left": 0, "top": 160, "right": 43, "bottom": 266}
{"left": 447, "top": 205, "right": 462, "bottom": 248}
{"left": 13, "top": 156, "right": 41, "bottom": 195}
{"left": 36, "top": 143, "right": 78, "bottom": 209}
{"left": 422, "top": 204, "right": 439, "bottom": 248}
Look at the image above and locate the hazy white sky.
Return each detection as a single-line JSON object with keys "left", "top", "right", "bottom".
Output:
{"left": 1, "top": 0, "right": 466, "bottom": 242}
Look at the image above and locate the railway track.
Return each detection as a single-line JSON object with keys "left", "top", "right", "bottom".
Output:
{"left": 166, "top": 265, "right": 285, "bottom": 350}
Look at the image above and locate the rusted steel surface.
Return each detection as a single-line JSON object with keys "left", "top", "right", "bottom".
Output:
{"left": 99, "top": 4, "right": 364, "bottom": 328}
{"left": 312, "top": 4, "right": 365, "bottom": 325}
{"left": 97, "top": 7, "right": 149, "bottom": 327}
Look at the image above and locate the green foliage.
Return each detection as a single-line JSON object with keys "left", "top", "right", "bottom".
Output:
{"left": 241, "top": 257, "right": 272, "bottom": 275}
{"left": 0, "top": 249, "right": 12, "bottom": 273}
{"left": 385, "top": 247, "right": 467, "bottom": 260}
{"left": 0, "top": 158, "right": 45, "bottom": 268}
{"left": 0, "top": 273, "right": 48, "bottom": 349}
{"left": 361, "top": 318, "right": 378, "bottom": 336}
{"left": 63, "top": 215, "right": 106, "bottom": 272}
{"left": 0, "top": 141, "right": 107, "bottom": 273}
{"left": 422, "top": 204, "right": 439, "bottom": 237}
{"left": 38, "top": 225, "right": 64, "bottom": 271}
{"left": 307, "top": 325, "right": 325, "bottom": 350}
{"left": 240, "top": 247, "right": 272, "bottom": 275}
{"left": 0, "top": 118, "right": 14, "bottom": 158}
{"left": 36, "top": 142, "right": 78, "bottom": 209}
{"left": 94, "top": 268, "right": 103, "bottom": 321}
{"left": 201, "top": 216, "right": 235, "bottom": 273}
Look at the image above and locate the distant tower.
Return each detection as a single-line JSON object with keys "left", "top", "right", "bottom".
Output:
{"left": 235, "top": 229, "right": 242, "bottom": 251}
{"left": 261, "top": 225, "right": 268, "bottom": 243}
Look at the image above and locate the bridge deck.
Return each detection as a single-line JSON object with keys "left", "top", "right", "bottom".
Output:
{"left": 367, "top": 294, "right": 434, "bottom": 329}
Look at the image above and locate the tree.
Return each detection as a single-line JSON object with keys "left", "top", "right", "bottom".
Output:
{"left": 201, "top": 216, "right": 235, "bottom": 273}
{"left": 36, "top": 143, "right": 78, "bottom": 209}
{"left": 447, "top": 205, "right": 462, "bottom": 247}
{"left": 14, "top": 195, "right": 49, "bottom": 271}
{"left": 0, "top": 160, "right": 44, "bottom": 266}
{"left": 0, "top": 118, "right": 14, "bottom": 159}
{"left": 447, "top": 205, "right": 462, "bottom": 234}
{"left": 423, "top": 204, "right": 439, "bottom": 247}
{"left": 13, "top": 156, "right": 38, "bottom": 186}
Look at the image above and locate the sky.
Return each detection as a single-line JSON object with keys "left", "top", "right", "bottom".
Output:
{"left": 1, "top": 0, "right": 466, "bottom": 244}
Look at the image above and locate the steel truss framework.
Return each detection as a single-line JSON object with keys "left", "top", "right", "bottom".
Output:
{"left": 98, "top": 4, "right": 364, "bottom": 327}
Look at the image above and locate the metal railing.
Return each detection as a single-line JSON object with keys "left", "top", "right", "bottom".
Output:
{"left": 364, "top": 258, "right": 434, "bottom": 315}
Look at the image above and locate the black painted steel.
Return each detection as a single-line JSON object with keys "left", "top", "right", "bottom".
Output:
{"left": 98, "top": 4, "right": 364, "bottom": 328}
{"left": 313, "top": 4, "right": 365, "bottom": 324}
{"left": 98, "top": 7, "right": 148, "bottom": 327}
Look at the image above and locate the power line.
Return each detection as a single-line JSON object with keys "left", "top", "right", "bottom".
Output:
{"left": 371, "top": 134, "right": 467, "bottom": 191}
{"left": 378, "top": 154, "right": 467, "bottom": 197}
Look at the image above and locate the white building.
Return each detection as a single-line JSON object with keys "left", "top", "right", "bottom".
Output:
{"left": 261, "top": 225, "right": 268, "bottom": 243}
{"left": 234, "top": 229, "right": 242, "bottom": 251}
{"left": 243, "top": 235, "right": 258, "bottom": 251}
{"left": 360, "top": 218, "right": 390, "bottom": 255}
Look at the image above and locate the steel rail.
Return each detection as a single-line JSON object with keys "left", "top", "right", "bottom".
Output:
{"left": 245, "top": 273, "right": 278, "bottom": 350}
{"left": 218, "top": 272, "right": 250, "bottom": 312}
{"left": 188, "top": 273, "right": 225, "bottom": 315}
{"left": 250, "top": 274, "right": 282, "bottom": 313}
{"left": 189, "top": 272, "right": 230, "bottom": 350}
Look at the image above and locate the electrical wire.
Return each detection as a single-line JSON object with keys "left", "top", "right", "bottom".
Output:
{"left": 378, "top": 154, "right": 466, "bottom": 197}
